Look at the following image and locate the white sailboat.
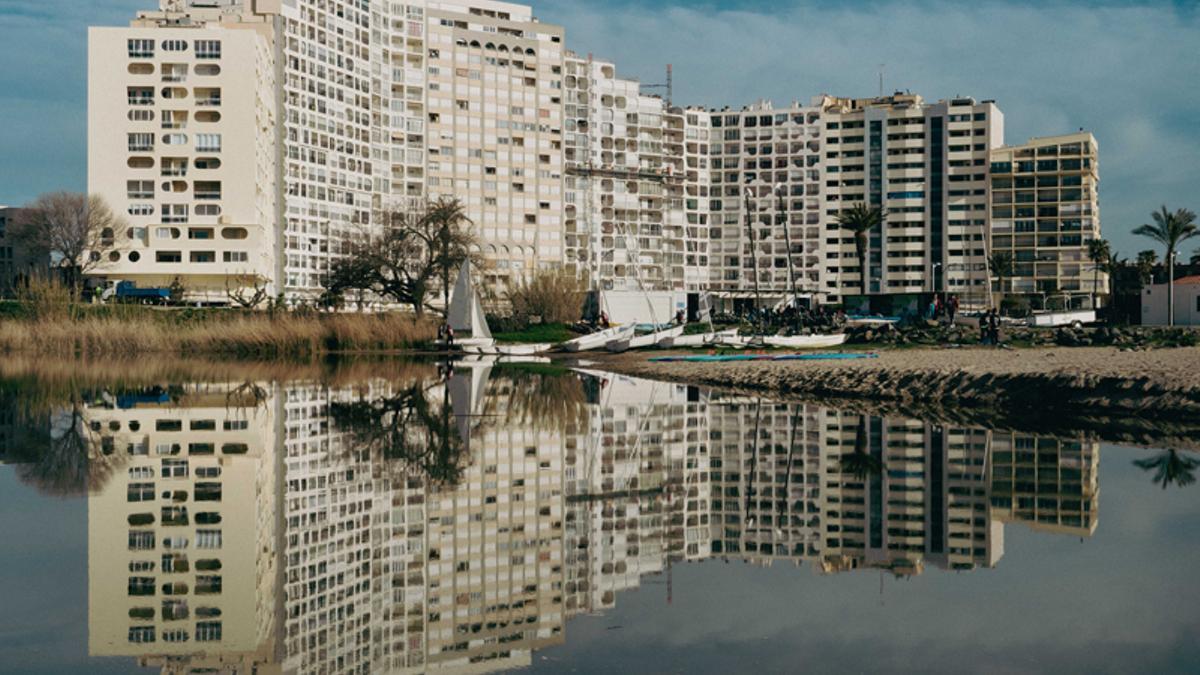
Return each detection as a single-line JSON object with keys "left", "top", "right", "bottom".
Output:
{"left": 445, "top": 263, "right": 495, "bottom": 352}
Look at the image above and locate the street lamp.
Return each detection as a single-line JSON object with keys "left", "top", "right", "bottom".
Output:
{"left": 1168, "top": 250, "right": 1179, "bottom": 326}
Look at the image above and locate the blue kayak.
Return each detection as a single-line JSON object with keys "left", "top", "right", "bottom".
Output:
{"left": 650, "top": 352, "right": 878, "bottom": 363}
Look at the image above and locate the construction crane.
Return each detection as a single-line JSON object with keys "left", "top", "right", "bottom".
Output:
{"left": 642, "top": 64, "right": 673, "bottom": 107}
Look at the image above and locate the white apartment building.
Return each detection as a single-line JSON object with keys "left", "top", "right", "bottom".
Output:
{"left": 707, "top": 100, "right": 825, "bottom": 309}
{"left": 562, "top": 56, "right": 685, "bottom": 294}
{"left": 820, "top": 93, "right": 1003, "bottom": 312}
{"left": 88, "top": 4, "right": 279, "bottom": 302}
{"left": 88, "top": 2, "right": 1100, "bottom": 313}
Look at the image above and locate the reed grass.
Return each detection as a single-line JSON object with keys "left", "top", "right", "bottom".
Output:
{"left": 0, "top": 307, "right": 436, "bottom": 356}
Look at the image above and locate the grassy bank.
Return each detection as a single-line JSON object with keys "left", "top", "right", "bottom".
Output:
{"left": 0, "top": 303, "right": 436, "bottom": 356}
{"left": 491, "top": 322, "right": 576, "bottom": 344}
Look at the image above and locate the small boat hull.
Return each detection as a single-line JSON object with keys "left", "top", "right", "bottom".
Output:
{"left": 474, "top": 342, "right": 553, "bottom": 356}
{"left": 562, "top": 325, "right": 635, "bottom": 352}
{"left": 763, "top": 334, "right": 848, "bottom": 350}
{"left": 607, "top": 325, "right": 686, "bottom": 352}
{"left": 661, "top": 328, "right": 739, "bottom": 348}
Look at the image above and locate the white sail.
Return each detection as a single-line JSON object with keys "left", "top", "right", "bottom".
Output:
{"left": 447, "top": 263, "right": 492, "bottom": 340}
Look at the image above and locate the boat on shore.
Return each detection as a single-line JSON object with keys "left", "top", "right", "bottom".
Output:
{"left": 465, "top": 342, "right": 553, "bottom": 356}
{"left": 660, "top": 328, "right": 739, "bottom": 348}
{"left": 442, "top": 263, "right": 496, "bottom": 352}
{"left": 606, "top": 325, "right": 686, "bottom": 352}
{"left": 562, "top": 325, "right": 635, "bottom": 352}
{"left": 763, "top": 333, "right": 848, "bottom": 349}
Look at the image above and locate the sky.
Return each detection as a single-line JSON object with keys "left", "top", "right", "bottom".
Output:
{"left": 1, "top": 0, "right": 1197, "bottom": 257}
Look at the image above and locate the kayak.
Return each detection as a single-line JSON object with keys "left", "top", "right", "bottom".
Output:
{"left": 649, "top": 352, "right": 878, "bottom": 363}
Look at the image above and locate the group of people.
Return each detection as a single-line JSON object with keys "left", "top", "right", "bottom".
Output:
{"left": 927, "top": 294, "right": 960, "bottom": 324}
{"left": 436, "top": 322, "right": 456, "bottom": 346}
{"left": 979, "top": 308, "right": 1003, "bottom": 345}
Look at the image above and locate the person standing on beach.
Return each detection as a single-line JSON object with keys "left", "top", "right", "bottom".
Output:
{"left": 987, "top": 310, "right": 1001, "bottom": 346}
{"left": 948, "top": 295, "right": 959, "bottom": 324}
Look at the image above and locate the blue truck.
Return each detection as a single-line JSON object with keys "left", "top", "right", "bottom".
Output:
{"left": 100, "top": 280, "right": 172, "bottom": 304}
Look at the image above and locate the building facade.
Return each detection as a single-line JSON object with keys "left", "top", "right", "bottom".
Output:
{"left": 989, "top": 132, "right": 1106, "bottom": 307}
{"left": 87, "top": 0, "right": 1103, "bottom": 312}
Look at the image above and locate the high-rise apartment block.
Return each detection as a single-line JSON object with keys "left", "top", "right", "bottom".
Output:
{"left": 988, "top": 132, "right": 1106, "bottom": 301}
{"left": 87, "top": 0, "right": 1104, "bottom": 311}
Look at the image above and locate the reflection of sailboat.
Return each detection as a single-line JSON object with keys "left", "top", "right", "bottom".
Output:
{"left": 449, "top": 359, "right": 493, "bottom": 446}
{"left": 445, "top": 262, "right": 495, "bottom": 352}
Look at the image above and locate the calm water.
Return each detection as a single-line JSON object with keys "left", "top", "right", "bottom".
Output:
{"left": 0, "top": 359, "right": 1197, "bottom": 674}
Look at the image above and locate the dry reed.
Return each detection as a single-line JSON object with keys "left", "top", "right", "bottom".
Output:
{"left": 0, "top": 310, "right": 436, "bottom": 357}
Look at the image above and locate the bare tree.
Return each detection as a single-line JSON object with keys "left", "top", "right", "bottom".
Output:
{"left": 10, "top": 192, "right": 125, "bottom": 294}
{"left": 225, "top": 273, "right": 270, "bottom": 309}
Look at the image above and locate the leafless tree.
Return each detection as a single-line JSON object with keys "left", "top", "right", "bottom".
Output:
{"left": 225, "top": 273, "right": 270, "bottom": 309}
{"left": 10, "top": 192, "right": 125, "bottom": 294}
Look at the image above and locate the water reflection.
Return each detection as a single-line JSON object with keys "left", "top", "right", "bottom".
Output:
{"left": 0, "top": 363, "right": 1120, "bottom": 672}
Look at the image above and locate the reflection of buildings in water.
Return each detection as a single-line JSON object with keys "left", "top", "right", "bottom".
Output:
{"left": 82, "top": 369, "right": 1103, "bottom": 673}
{"left": 84, "top": 383, "right": 282, "bottom": 673}
{"left": 990, "top": 433, "right": 1099, "bottom": 536}
{"left": 820, "top": 417, "right": 1002, "bottom": 576}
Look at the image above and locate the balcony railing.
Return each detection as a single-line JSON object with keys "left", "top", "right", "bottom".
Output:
{"left": 195, "top": 97, "right": 222, "bottom": 107}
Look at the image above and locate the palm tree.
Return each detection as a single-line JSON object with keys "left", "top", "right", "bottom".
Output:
{"left": 1133, "top": 206, "right": 1198, "bottom": 326}
{"left": 839, "top": 417, "right": 882, "bottom": 481}
{"left": 835, "top": 203, "right": 886, "bottom": 299}
{"left": 1133, "top": 450, "right": 1199, "bottom": 490}
{"left": 1086, "top": 238, "right": 1111, "bottom": 310}
{"left": 988, "top": 251, "right": 1015, "bottom": 310}
{"left": 424, "top": 197, "right": 479, "bottom": 312}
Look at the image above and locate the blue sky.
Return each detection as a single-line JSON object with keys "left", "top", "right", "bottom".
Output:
{"left": 1, "top": 0, "right": 1197, "bottom": 256}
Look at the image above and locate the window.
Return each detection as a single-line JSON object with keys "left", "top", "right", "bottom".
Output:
{"left": 196, "top": 529, "right": 222, "bottom": 549}
{"left": 127, "top": 482, "right": 155, "bottom": 502}
{"left": 161, "top": 204, "right": 188, "bottom": 224}
{"left": 196, "top": 205, "right": 222, "bottom": 217}
{"left": 195, "top": 482, "right": 222, "bottom": 502}
{"left": 161, "top": 458, "right": 188, "bottom": 478}
{"left": 162, "top": 599, "right": 189, "bottom": 621}
{"left": 128, "top": 577, "right": 156, "bottom": 596}
{"left": 222, "top": 251, "right": 248, "bottom": 263}
{"left": 194, "top": 182, "right": 221, "bottom": 200}
{"left": 195, "top": 40, "right": 221, "bottom": 59}
{"left": 156, "top": 251, "right": 182, "bottom": 263}
{"left": 196, "top": 134, "right": 221, "bottom": 152}
{"left": 195, "top": 575, "right": 222, "bottom": 595}
{"left": 161, "top": 506, "right": 188, "bottom": 526}
{"left": 128, "top": 109, "right": 154, "bottom": 122}
{"left": 196, "top": 621, "right": 222, "bottom": 642}
{"left": 128, "top": 39, "right": 154, "bottom": 58}
{"left": 128, "top": 626, "right": 156, "bottom": 644}
{"left": 127, "top": 180, "right": 154, "bottom": 199}
{"left": 128, "top": 133, "right": 154, "bottom": 152}
{"left": 189, "top": 251, "right": 215, "bottom": 263}
{"left": 128, "top": 87, "right": 154, "bottom": 105}
{"left": 162, "top": 39, "right": 187, "bottom": 52}
{"left": 128, "top": 531, "right": 155, "bottom": 550}
{"left": 162, "top": 133, "right": 188, "bottom": 145}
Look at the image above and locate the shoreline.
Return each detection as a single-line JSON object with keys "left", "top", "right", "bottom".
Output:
{"left": 574, "top": 346, "right": 1200, "bottom": 451}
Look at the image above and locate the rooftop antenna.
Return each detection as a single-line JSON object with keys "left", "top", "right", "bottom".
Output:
{"left": 878, "top": 63, "right": 885, "bottom": 98}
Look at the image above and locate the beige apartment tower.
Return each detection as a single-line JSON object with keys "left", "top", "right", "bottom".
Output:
{"left": 988, "top": 131, "right": 1105, "bottom": 307}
